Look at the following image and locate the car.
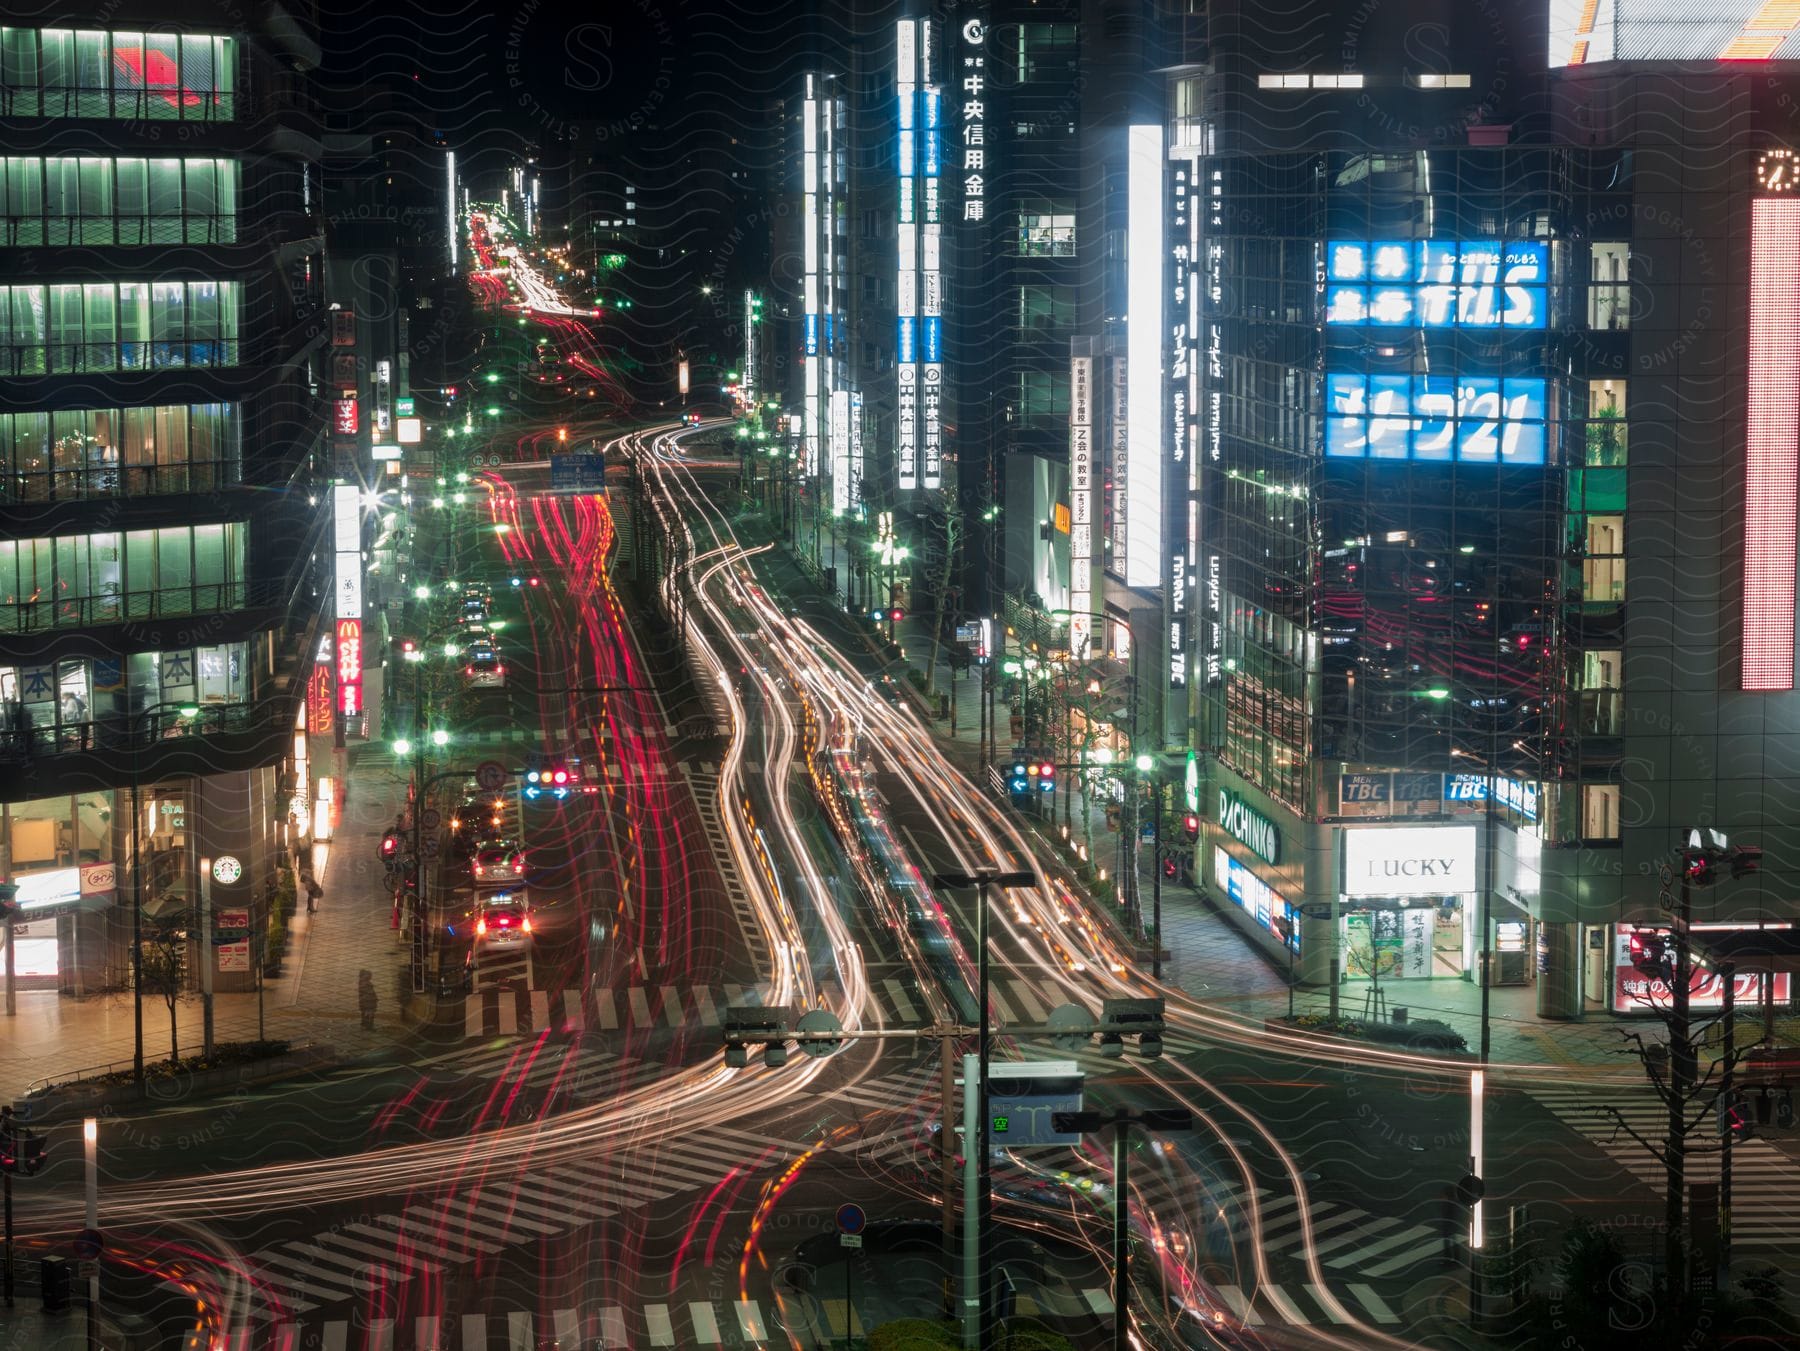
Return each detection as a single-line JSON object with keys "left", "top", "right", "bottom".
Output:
{"left": 464, "top": 643, "right": 506, "bottom": 686}
{"left": 875, "top": 674, "right": 905, "bottom": 707}
{"left": 470, "top": 839, "right": 526, "bottom": 886}
{"left": 471, "top": 893, "right": 532, "bottom": 953}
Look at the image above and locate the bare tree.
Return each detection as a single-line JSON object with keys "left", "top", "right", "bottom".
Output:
{"left": 138, "top": 909, "right": 192, "bottom": 1064}
{"left": 922, "top": 492, "right": 964, "bottom": 695}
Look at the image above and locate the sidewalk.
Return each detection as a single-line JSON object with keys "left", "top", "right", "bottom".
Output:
{"left": 0, "top": 740, "right": 421, "bottom": 1105}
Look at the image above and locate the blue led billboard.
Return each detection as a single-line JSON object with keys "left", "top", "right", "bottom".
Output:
{"left": 1325, "top": 241, "right": 1548, "bottom": 330}
{"left": 1325, "top": 373, "right": 1548, "bottom": 465}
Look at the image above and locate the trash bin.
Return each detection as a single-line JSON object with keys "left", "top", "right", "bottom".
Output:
{"left": 1392, "top": 1007, "right": 1409, "bottom": 1024}
{"left": 40, "top": 1254, "right": 70, "bottom": 1311}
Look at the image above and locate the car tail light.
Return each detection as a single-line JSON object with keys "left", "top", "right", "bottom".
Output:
{"left": 522, "top": 915, "right": 532, "bottom": 934}
{"left": 512, "top": 858, "right": 524, "bottom": 874}
{"left": 475, "top": 917, "right": 488, "bottom": 936}
{"left": 496, "top": 914, "right": 512, "bottom": 927}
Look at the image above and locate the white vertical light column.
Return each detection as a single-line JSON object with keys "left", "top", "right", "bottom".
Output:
{"left": 897, "top": 21, "right": 919, "bottom": 491}
{"left": 803, "top": 83, "right": 821, "bottom": 480}
{"left": 446, "top": 151, "right": 458, "bottom": 272}
{"left": 823, "top": 83, "right": 840, "bottom": 503}
{"left": 1126, "top": 124, "right": 1165, "bottom": 589}
{"left": 1743, "top": 197, "right": 1800, "bottom": 690}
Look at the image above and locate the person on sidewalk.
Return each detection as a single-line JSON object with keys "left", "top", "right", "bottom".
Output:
{"left": 305, "top": 874, "right": 323, "bottom": 914}
{"left": 357, "top": 970, "right": 378, "bottom": 1030}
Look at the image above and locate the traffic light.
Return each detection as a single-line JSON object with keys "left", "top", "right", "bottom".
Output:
{"left": 1629, "top": 930, "right": 1670, "bottom": 982}
{"left": 1009, "top": 758, "right": 1030, "bottom": 798}
{"left": 525, "top": 757, "right": 573, "bottom": 801}
{"left": 1721, "top": 1091, "right": 1756, "bottom": 1141}
{"left": 1163, "top": 855, "right": 1178, "bottom": 879}
{"left": 1183, "top": 814, "right": 1201, "bottom": 843}
{"left": 380, "top": 833, "right": 401, "bottom": 861}
{"left": 1037, "top": 760, "right": 1055, "bottom": 795}
{"left": 890, "top": 608, "right": 904, "bottom": 624}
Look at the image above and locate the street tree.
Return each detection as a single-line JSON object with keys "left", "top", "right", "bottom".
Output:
{"left": 921, "top": 490, "right": 963, "bottom": 695}
{"left": 138, "top": 908, "right": 193, "bottom": 1065}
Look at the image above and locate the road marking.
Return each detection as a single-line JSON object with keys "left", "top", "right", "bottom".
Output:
{"left": 321, "top": 1324, "right": 347, "bottom": 1351}
{"left": 1294, "top": 1213, "right": 1398, "bottom": 1259}
{"left": 1083, "top": 1289, "right": 1115, "bottom": 1316}
{"left": 736, "top": 1299, "right": 768, "bottom": 1341}
{"left": 883, "top": 979, "right": 919, "bottom": 1022}
{"left": 600, "top": 1306, "right": 629, "bottom": 1346}
{"left": 646, "top": 1303, "right": 676, "bottom": 1346}
{"left": 380, "top": 1212, "right": 499, "bottom": 1256}
{"left": 1216, "top": 1284, "right": 1264, "bottom": 1326}
{"left": 1007, "top": 979, "right": 1047, "bottom": 1022}
{"left": 463, "top": 1314, "right": 487, "bottom": 1348}
{"left": 629, "top": 987, "right": 653, "bottom": 1024}
{"left": 364, "top": 1319, "right": 394, "bottom": 1350}
{"left": 1347, "top": 1283, "right": 1401, "bottom": 1324}
{"left": 270, "top": 1327, "right": 300, "bottom": 1351}
{"left": 1325, "top": 1223, "right": 1434, "bottom": 1269}
{"left": 554, "top": 1307, "right": 581, "bottom": 1342}
{"left": 1263, "top": 1284, "right": 1308, "bottom": 1325}
{"left": 1305, "top": 1285, "right": 1353, "bottom": 1324}
{"left": 507, "top": 1308, "right": 534, "bottom": 1349}
{"left": 660, "top": 984, "right": 685, "bottom": 1027}
{"left": 595, "top": 989, "right": 619, "bottom": 1030}
{"left": 1359, "top": 1235, "right": 1444, "bottom": 1278}
{"left": 697, "top": 988, "right": 720, "bottom": 1025}
{"left": 689, "top": 1301, "right": 722, "bottom": 1344}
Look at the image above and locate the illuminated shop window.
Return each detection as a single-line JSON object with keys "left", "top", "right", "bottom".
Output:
{"left": 0, "top": 28, "right": 236, "bottom": 120}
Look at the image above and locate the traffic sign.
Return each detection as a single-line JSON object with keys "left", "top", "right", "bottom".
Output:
{"left": 835, "top": 1203, "right": 866, "bottom": 1236}
{"left": 797, "top": 1008, "right": 845, "bottom": 1057}
{"left": 1456, "top": 1173, "right": 1485, "bottom": 1207}
{"left": 422, "top": 809, "right": 443, "bottom": 831}
{"left": 839, "top": 1233, "right": 864, "bottom": 1250}
{"left": 75, "top": 1228, "right": 103, "bottom": 1260}
{"left": 424, "top": 837, "right": 442, "bottom": 857}
{"left": 475, "top": 761, "right": 508, "bottom": 792}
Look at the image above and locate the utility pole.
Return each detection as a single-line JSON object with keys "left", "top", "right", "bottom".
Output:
{"left": 1667, "top": 862, "right": 1693, "bottom": 1294}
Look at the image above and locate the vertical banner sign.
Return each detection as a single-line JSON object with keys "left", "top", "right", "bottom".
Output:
{"left": 897, "top": 21, "right": 919, "bottom": 491}
{"left": 921, "top": 68, "right": 944, "bottom": 490}
{"left": 822, "top": 81, "right": 840, "bottom": 501}
{"left": 1744, "top": 195, "right": 1800, "bottom": 691}
{"left": 831, "top": 389, "right": 852, "bottom": 513}
{"left": 960, "top": 18, "right": 986, "bottom": 223}
{"left": 446, "top": 150, "right": 458, "bottom": 272}
{"left": 803, "top": 83, "right": 821, "bottom": 480}
{"left": 1109, "top": 356, "right": 1129, "bottom": 572}
{"left": 1126, "top": 125, "right": 1165, "bottom": 589}
{"left": 307, "top": 661, "right": 334, "bottom": 737}
{"left": 850, "top": 390, "right": 865, "bottom": 511}
{"left": 1203, "top": 163, "right": 1225, "bottom": 686}
{"left": 332, "top": 484, "right": 363, "bottom": 622}
{"left": 1168, "top": 159, "right": 1194, "bottom": 699}
{"left": 1069, "top": 355, "right": 1096, "bottom": 658}
{"left": 336, "top": 618, "right": 363, "bottom": 719}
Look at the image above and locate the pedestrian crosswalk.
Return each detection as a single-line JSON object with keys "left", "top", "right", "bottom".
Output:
{"left": 1526, "top": 1085, "right": 1800, "bottom": 1251}
{"left": 236, "top": 1274, "right": 1407, "bottom": 1349}
{"left": 452, "top": 971, "right": 1095, "bottom": 1040}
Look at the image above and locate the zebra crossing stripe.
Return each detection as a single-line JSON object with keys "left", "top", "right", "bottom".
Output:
{"left": 1305, "top": 1285, "right": 1354, "bottom": 1324}
{"left": 600, "top": 1306, "right": 629, "bottom": 1346}
{"left": 659, "top": 984, "right": 685, "bottom": 1027}
{"left": 507, "top": 1310, "right": 534, "bottom": 1346}
{"left": 363, "top": 1320, "right": 394, "bottom": 1350}
{"left": 271, "top": 1326, "right": 300, "bottom": 1351}
{"left": 382, "top": 1211, "right": 500, "bottom": 1256}
{"left": 1348, "top": 1283, "right": 1402, "bottom": 1324}
{"left": 554, "top": 1307, "right": 582, "bottom": 1342}
{"left": 347, "top": 1221, "right": 474, "bottom": 1264}
{"left": 884, "top": 978, "right": 919, "bottom": 1022}
{"left": 1264, "top": 1284, "right": 1310, "bottom": 1325}
{"left": 988, "top": 986, "right": 1020, "bottom": 1023}
{"left": 1285, "top": 1211, "right": 1394, "bottom": 1258}
{"left": 646, "top": 1303, "right": 677, "bottom": 1347}
{"left": 462, "top": 1313, "right": 486, "bottom": 1347}
{"left": 697, "top": 990, "right": 720, "bottom": 1025}
{"left": 1217, "top": 1284, "right": 1264, "bottom": 1326}
{"left": 321, "top": 1324, "right": 348, "bottom": 1351}
{"left": 690, "top": 1300, "right": 723, "bottom": 1344}
{"left": 736, "top": 1299, "right": 768, "bottom": 1340}
{"left": 1083, "top": 1288, "right": 1115, "bottom": 1316}
{"left": 595, "top": 989, "right": 619, "bottom": 1029}
{"left": 1359, "top": 1234, "right": 1444, "bottom": 1278}
{"left": 1325, "top": 1223, "right": 1433, "bottom": 1269}
{"left": 629, "top": 987, "right": 653, "bottom": 1023}
{"left": 414, "top": 1316, "right": 439, "bottom": 1348}
{"left": 308, "top": 1232, "right": 442, "bottom": 1276}
{"left": 1008, "top": 979, "right": 1048, "bottom": 1022}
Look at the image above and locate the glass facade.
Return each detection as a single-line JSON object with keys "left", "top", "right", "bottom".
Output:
{"left": 0, "top": 522, "right": 246, "bottom": 633}
{"left": 0, "top": 643, "right": 249, "bottom": 753}
{"left": 0, "top": 402, "right": 240, "bottom": 503}
{"left": 0, "top": 156, "right": 239, "bottom": 246}
{"left": 0, "top": 280, "right": 240, "bottom": 375}
{"left": 0, "top": 28, "right": 237, "bottom": 120}
{"left": 1203, "top": 147, "right": 1628, "bottom": 835}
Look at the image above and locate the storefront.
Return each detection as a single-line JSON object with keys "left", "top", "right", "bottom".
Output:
{"left": 1337, "top": 824, "right": 1479, "bottom": 982}
{"left": 1610, "top": 921, "right": 1793, "bottom": 1015}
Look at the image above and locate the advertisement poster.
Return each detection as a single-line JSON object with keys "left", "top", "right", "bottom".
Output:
{"left": 1401, "top": 907, "right": 1434, "bottom": 979}
{"left": 1612, "top": 926, "right": 1793, "bottom": 1013}
{"left": 216, "top": 907, "right": 251, "bottom": 973}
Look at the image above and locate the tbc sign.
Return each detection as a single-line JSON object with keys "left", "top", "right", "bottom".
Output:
{"left": 1216, "top": 787, "right": 1280, "bottom": 865}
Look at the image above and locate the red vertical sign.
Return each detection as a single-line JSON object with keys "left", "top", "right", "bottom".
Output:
{"left": 336, "top": 618, "right": 363, "bottom": 718}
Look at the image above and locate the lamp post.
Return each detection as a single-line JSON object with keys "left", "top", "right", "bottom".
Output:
{"left": 128, "top": 700, "right": 201, "bottom": 1092}
{"left": 932, "top": 869, "right": 1035, "bottom": 1351}
{"left": 1052, "top": 1106, "right": 1195, "bottom": 1351}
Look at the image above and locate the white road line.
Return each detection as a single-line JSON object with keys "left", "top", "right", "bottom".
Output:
{"left": 1325, "top": 1223, "right": 1434, "bottom": 1269}
{"left": 1216, "top": 1284, "right": 1264, "bottom": 1326}
{"left": 1294, "top": 1213, "right": 1400, "bottom": 1259}
{"left": 507, "top": 1309, "right": 534, "bottom": 1349}
{"left": 600, "top": 1307, "right": 629, "bottom": 1346}
{"left": 629, "top": 987, "right": 653, "bottom": 1023}
{"left": 646, "top": 1303, "right": 676, "bottom": 1347}
{"left": 382, "top": 1212, "right": 499, "bottom": 1255}
{"left": 554, "top": 1308, "right": 581, "bottom": 1342}
{"left": 1347, "top": 1282, "right": 1402, "bottom": 1324}
{"left": 1083, "top": 1288, "right": 1115, "bottom": 1316}
{"left": 697, "top": 988, "right": 720, "bottom": 1025}
{"left": 689, "top": 1301, "right": 723, "bottom": 1344}
{"left": 883, "top": 978, "right": 919, "bottom": 1021}
{"left": 737, "top": 1299, "right": 768, "bottom": 1341}
{"left": 1359, "top": 1236, "right": 1444, "bottom": 1278}
{"left": 660, "top": 984, "right": 685, "bottom": 1026}
{"left": 1263, "top": 1284, "right": 1309, "bottom": 1325}
{"left": 463, "top": 1314, "right": 487, "bottom": 1349}
{"left": 595, "top": 989, "right": 619, "bottom": 1029}
{"left": 1304, "top": 1285, "right": 1353, "bottom": 1324}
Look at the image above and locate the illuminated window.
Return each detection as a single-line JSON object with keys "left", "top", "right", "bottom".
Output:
{"left": 1017, "top": 207, "right": 1075, "bottom": 257}
{"left": 0, "top": 27, "right": 235, "bottom": 120}
{"left": 1581, "top": 650, "right": 1622, "bottom": 736}
{"left": 1585, "top": 380, "right": 1627, "bottom": 465}
{"left": 0, "top": 521, "right": 245, "bottom": 632}
{"left": 1581, "top": 784, "right": 1620, "bottom": 841}
{"left": 1575, "top": 515, "right": 1626, "bottom": 607}
{"left": 1017, "top": 369, "right": 1069, "bottom": 420}
{"left": 0, "top": 156, "right": 237, "bottom": 247}
{"left": 1412, "top": 73, "right": 1473, "bottom": 88}
{"left": 1588, "top": 242, "right": 1630, "bottom": 330}
{"left": 0, "top": 280, "right": 239, "bottom": 374}
{"left": 1015, "top": 23, "right": 1078, "bottom": 82}
{"left": 1017, "top": 283, "right": 1076, "bottom": 333}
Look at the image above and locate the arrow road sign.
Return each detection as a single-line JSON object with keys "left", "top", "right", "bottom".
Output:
{"left": 475, "top": 761, "right": 508, "bottom": 792}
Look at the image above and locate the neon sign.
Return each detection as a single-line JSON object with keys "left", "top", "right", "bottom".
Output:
{"left": 1325, "top": 241, "right": 1547, "bottom": 330}
{"left": 1325, "top": 373, "right": 1548, "bottom": 465}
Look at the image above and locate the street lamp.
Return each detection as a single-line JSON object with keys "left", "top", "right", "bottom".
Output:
{"left": 931, "top": 869, "right": 1035, "bottom": 1351}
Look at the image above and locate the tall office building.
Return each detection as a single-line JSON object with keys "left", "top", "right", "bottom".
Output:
{"left": 1190, "top": 0, "right": 1800, "bottom": 1020}
{"left": 0, "top": 13, "right": 328, "bottom": 994}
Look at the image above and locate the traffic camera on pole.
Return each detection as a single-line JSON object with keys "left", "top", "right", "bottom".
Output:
{"left": 1099, "top": 997, "right": 1166, "bottom": 1059}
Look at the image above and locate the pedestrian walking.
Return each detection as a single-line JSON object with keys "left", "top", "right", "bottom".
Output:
{"left": 305, "top": 874, "right": 323, "bottom": 914}
{"left": 358, "top": 969, "right": 378, "bottom": 1030}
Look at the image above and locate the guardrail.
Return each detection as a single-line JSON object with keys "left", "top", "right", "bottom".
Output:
{"left": 20, "top": 1038, "right": 315, "bottom": 1100}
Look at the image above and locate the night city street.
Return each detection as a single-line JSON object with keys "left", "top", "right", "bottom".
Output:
{"left": 4, "top": 2, "right": 1800, "bottom": 1349}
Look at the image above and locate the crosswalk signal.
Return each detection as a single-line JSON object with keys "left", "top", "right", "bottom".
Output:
{"left": 1721, "top": 1091, "right": 1756, "bottom": 1141}
{"left": 890, "top": 608, "right": 904, "bottom": 624}
{"left": 1184, "top": 814, "right": 1201, "bottom": 843}
{"left": 1038, "top": 761, "right": 1056, "bottom": 795}
{"left": 380, "top": 833, "right": 400, "bottom": 860}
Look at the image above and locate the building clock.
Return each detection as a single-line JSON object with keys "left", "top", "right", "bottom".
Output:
{"left": 1758, "top": 148, "right": 1798, "bottom": 193}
